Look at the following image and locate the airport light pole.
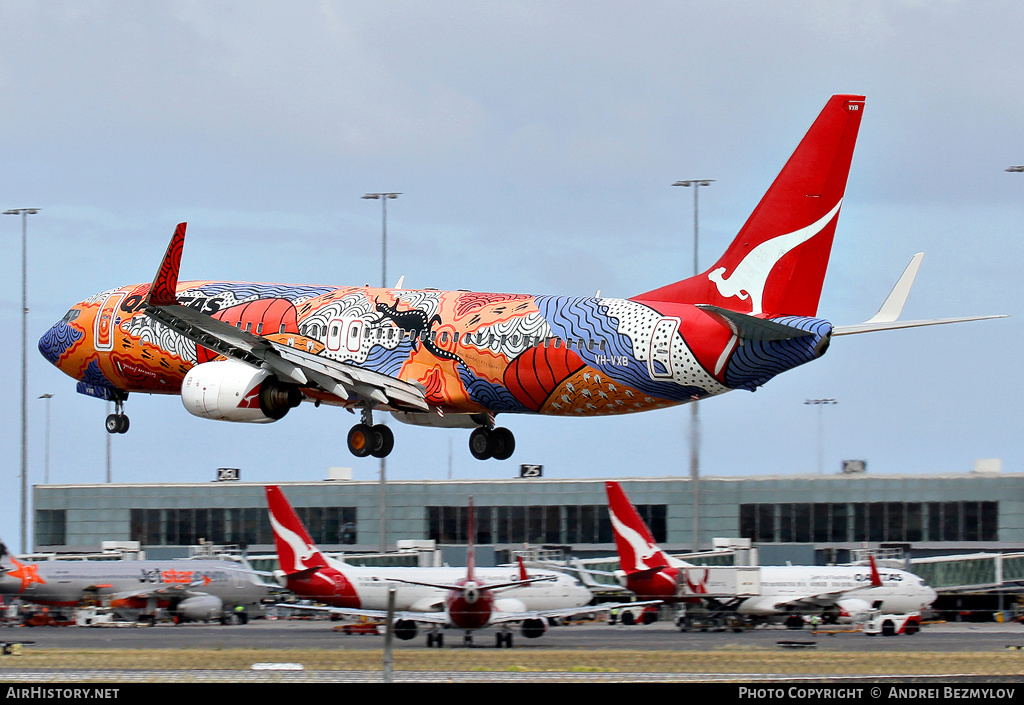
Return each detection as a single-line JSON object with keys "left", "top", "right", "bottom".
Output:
{"left": 39, "top": 394, "right": 53, "bottom": 484}
{"left": 672, "top": 181, "right": 713, "bottom": 552}
{"left": 362, "top": 192, "right": 401, "bottom": 555}
{"left": 4, "top": 208, "right": 39, "bottom": 554}
{"left": 805, "top": 398, "right": 838, "bottom": 475}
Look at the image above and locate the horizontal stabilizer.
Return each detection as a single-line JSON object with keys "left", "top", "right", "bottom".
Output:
{"left": 696, "top": 304, "right": 815, "bottom": 341}
{"left": 833, "top": 253, "right": 1007, "bottom": 336}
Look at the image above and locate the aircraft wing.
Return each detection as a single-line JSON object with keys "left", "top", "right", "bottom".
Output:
{"left": 143, "top": 224, "right": 428, "bottom": 413}
{"left": 487, "top": 599, "right": 663, "bottom": 625}
{"left": 106, "top": 583, "right": 197, "bottom": 602}
{"left": 276, "top": 602, "right": 449, "bottom": 624}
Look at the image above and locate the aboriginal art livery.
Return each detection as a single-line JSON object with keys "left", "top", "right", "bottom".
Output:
{"left": 40, "top": 95, "right": 1000, "bottom": 459}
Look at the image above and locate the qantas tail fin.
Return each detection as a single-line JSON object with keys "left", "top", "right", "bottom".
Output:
{"left": 633, "top": 95, "right": 865, "bottom": 317}
{"left": 605, "top": 482, "right": 676, "bottom": 575}
{"left": 146, "top": 222, "right": 187, "bottom": 307}
{"left": 265, "top": 485, "right": 331, "bottom": 576}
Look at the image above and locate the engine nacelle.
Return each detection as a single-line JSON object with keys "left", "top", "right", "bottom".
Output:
{"left": 520, "top": 618, "right": 546, "bottom": 639}
{"left": 394, "top": 619, "right": 418, "bottom": 640}
{"left": 834, "top": 597, "right": 874, "bottom": 623}
{"left": 176, "top": 595, "right": 224, "bottom": 622}
{"left": 182, "top": 360, "right": 302, "bottom": 423}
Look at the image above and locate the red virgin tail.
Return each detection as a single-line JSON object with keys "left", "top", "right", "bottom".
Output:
{"left": 605, "top": 482, "right": 674, "bottom": 575}
{"left": 265, "top": 485, "right": 330, "bottom": 576}
{"left": 633, "top": 95, "right": 865, "bottom": 317}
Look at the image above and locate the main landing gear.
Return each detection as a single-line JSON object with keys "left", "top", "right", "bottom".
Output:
{"left": 346, "top": 407, "right": 394, "bottom": 458}
{"left": 105, "top": 394, "right": 130, "bottom": 434}
{"left": 469, "top": 425, "right": 515, "bottom": 461}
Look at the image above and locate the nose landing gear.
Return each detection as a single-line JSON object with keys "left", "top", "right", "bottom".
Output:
{"left": 105, "top": 394, "right": 130, "bottom": 434}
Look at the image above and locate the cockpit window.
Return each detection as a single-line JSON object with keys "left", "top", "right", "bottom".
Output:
{"left": 61, "top": 309, "right": 80, "bottom": 323}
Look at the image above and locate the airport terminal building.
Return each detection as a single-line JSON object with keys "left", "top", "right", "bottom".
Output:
{"left": 32, "top": 469, "right": 1024, "bottom": 568}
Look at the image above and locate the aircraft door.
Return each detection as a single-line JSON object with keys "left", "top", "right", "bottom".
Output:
{"left": 95, "top": 292, "right": 126, "bottom": 352}
{"left": 326, "top": 318, "right": 366, "bottom": 354}
{"left": 647, "top": 316, "right": 681, "bottom": 380}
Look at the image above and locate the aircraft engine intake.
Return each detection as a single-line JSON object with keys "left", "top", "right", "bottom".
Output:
{"left": 520, "top": 618, "right": 546, "bottom": 639}
{"left": 176, "top": 594, "right": 224, "bottom": 622}
{"left": 181, "top": 359, "right": 302, "bottom": 423}
{"left": 393, "top": 619, "right": 418, "bottom": 640}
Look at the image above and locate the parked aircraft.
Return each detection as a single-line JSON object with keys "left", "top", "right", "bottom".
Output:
{"left": 267, "top": 485, "right": 643, "bottom": 647}
{"left": 39, "top": 94, "right": 1001, "bottom": 459}
{"left": 606, "top": 481, "right": 937, "bottom": 626}
{"left": 0, "top": 540, "right": 272, "bottom": 623}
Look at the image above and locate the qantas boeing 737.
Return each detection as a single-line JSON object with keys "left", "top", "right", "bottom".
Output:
{"left": 605, "top": 481, "right": 937, "bottom": 628}
{"left": 39, "top": 95, "right": 1001, "bottom": 459}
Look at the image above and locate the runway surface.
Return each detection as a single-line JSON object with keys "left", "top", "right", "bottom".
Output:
{"left": 3, "top": 618, "right": 1024, "bottom": 652}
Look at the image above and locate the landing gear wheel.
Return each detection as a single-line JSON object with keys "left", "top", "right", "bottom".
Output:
{"left": 347, "top": 424, "right": 374, "bottom": 458}
{"left": 369, "top": 424, "right": 394, "bottom": 458}
{"left": 496, "top": 631, "right": 513, "bottom": 648}
{"left": 469, "top": 427, "right": 492, "bottom": 460}
{"left": 105, "top": 414, "right": 129, "bottom": 434}
{"left": 490, "top": 427, "right": 515, "bottom": 460}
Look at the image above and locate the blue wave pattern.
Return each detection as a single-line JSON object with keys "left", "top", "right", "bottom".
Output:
{"left": 38, "top": 320, "right": 83, "bottom": 364}
{"left": 192, "top": 282, "right": 336, "bottom": 302}
{"left": 724, "top": 316, "right": 832, "bottom": 391}
{"left": 535, "top": 296, "right": 705, "bottom": 402}
{"left": 459, "top": 366, "right": 530, "bottom": 413}
{"left": 363, "top": 340, "right": 415, "bottom": 378}
{"left": 75, "top": 360, "right": 119, "bottom": 400}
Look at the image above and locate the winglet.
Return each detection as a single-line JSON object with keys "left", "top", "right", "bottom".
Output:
{"left": 864, "top": 253, "right": 924, "bottom": 325}
{"left": 146, "top": 222, "right": 187, "bottom": 306}
{"left": 868, "top": 555, "right": 883, "bottom": 588}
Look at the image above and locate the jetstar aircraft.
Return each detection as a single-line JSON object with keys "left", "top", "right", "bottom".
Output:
{"left": 605, "top": 481, "right": 937, "bottom": 627}
{"left": 267, "top": 485, "right": 634, "bottom": 647}
{"left": 0, "top": 539, "right": 272, "bottom": 623}
{"left": 39, "top": 94, "right": 1002, "bottom": 459}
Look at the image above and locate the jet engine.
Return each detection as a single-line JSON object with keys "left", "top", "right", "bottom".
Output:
{"left": 833, "top": 597, "right": 874, "bottom": 623}
{"left": 394, "top": 619, "right": 418, "bottom": 640}
{"left": 181, "top": 359, "right": 302, "bottom": 423}
{"left": 175, "top": 595, "right": 224, "bottom": 622}
{"left": 520, "top": 618, "right": 546, "bottom": 639}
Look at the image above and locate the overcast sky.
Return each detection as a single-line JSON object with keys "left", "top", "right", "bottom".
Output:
{"left": 1, "top": 1, "right": 1021, "bottom": 548}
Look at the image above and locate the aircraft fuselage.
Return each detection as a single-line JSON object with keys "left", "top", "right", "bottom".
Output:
{"left": 41, "top": 281, "right": 830, "bottom": 420}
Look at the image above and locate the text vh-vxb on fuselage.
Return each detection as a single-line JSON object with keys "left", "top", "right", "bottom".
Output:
{"left": 39, "top": 94, "right": 1000, "bottom": 460}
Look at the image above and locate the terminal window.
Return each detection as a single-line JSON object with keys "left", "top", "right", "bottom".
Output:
{"left": 427, "top": 504, "right": 666, "bottom": 545}
{"left": 130, "top": 506, "right": 357, "bottom": 547}
{"left": 740, "top": 501, "right": 997, "bottom": 543}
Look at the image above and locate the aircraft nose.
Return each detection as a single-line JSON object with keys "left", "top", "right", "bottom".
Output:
{"left": 38, "top": 308, "right": 85, "bottom": 370}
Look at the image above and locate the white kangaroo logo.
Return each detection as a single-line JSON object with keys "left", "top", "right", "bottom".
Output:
{"left": 708, "top": 200, "right": 843, "bottom": 314}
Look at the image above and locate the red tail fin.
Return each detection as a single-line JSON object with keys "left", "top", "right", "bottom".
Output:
{"left": 633, "top": 95, "right": 865, "bottom": 317}
{"left": 265, "top": 485, "right": 330, "bottom": 576}
{"left": 868, "top": 555, "right": 883, "bottom": 588}
{"left": 147, "top": 222, "right": 186, "bottom": 306}
{"left": 605, "top": 482, "right": 674, "bottom": 575}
